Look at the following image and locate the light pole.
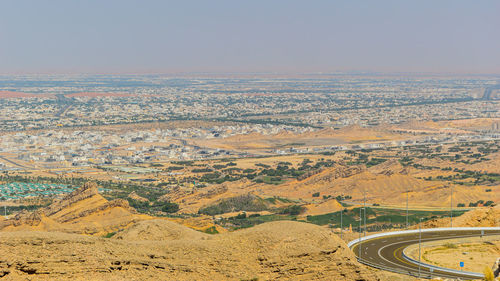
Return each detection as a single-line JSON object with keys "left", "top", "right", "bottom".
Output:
{"left": 450, "top": 184, "right": 453, "bottom": 227}
{"left": 363, "top": 189, "right": 367, "bottom": 237}
{"left": 340, "top": 208, "right": 343, "bottom": 239}
{"left": 418, "top": 217, "right": 423, "bottom": 278}
{"left": 358, "top": 207, "right": 362, "bottom": 260}
{"left": 406, "top": 188, "right": 409, "bottom": 229}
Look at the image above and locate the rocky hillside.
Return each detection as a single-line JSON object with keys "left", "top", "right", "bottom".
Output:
{"left": 257, "top": 160, "right": 496, "bottom": 208}
{"left": 0, "top": 182, "right": 150, "bottom": 235}
{"left": 0, "top": 220, "right": 379, "bottom": 281}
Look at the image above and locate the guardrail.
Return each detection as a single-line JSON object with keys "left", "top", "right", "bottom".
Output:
{"left": 348, "top": 227, "right": 500, "bottom": 278}
{"left": 356, "top": 257, "right": 419, "bottom": 277}
{"left": 401, "top": 249, "right": 483, "bottom": 279}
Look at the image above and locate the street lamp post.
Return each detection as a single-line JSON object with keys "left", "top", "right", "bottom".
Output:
{"left": 450, "top": 184, "right": 453, "bottom": 227}
{"left": 418, "top": 217, "right": 423, "bottom": 278}
{"left": 359, "top": 207, "right": 362, "bottom": 260}
{"left": 340, "top": 208, "right": 343, "bottom": 239}
{"left": 363, "top": 189, "right": 367, "bottom": 237}
{"left": 406, "top": 189, "right": 409, "bottom": 229}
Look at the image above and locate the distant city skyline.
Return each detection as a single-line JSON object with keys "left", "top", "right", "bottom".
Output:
{"left": 1, "top": 0, "right": 499, "bottom": 75}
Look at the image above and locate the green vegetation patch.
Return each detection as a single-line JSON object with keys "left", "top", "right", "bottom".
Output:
{"left": 198, "top": 194, "right": 269, "bottom": 216}
{"left": 306, "top": 207, "right": 467, "bottom": 232}
{"left": 202, "top": 226, "right": 219, "bottom": 234}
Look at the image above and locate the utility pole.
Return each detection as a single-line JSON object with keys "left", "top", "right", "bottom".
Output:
{"left": 406, "top": 188, "right": 409, "bottom": 229}
{"left": 450, "top": 185, "right": 453, "bottom": 227}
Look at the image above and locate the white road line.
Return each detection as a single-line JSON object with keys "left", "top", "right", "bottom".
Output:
{"left": 370, "top": 233, "right": 490, "bottom": 278}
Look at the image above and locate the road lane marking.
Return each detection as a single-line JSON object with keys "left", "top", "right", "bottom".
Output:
{"left": 364, "top": 233, "right": 496, "bottom": 279}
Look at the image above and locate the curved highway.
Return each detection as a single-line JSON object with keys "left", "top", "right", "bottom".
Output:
{"left": 349, "top": 228, "right": 500, "bottom": 279}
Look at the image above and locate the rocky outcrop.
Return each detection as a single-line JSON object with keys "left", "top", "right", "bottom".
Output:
{"left": 54, "top": 198, "right": 132, "bottom": 224}
{"left": 128, "top": 191, "right": 149, "bottom": 203}
{"left": 7, "top": 210, "right": 44, "bottom": 227}
{"left": 301, "top": 165, "right": 364, "bottom": 185}
{"left": 44, "top": 182, "right": 100, "bottom": 216}
{"left": 159, "top": 183, "right": 229, "bottom": 203}
{"left": 0, "top": 182, "right": 150, "bottom": 235}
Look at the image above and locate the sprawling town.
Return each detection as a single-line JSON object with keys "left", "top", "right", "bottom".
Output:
{"left": 0, "top": 75, "right": 498, "bottom": 199}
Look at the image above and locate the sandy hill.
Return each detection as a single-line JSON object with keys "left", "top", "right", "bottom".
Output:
{"left": 0, "top": 91, "right": 43, "bottom": 98}
{"left": 258, "top": 163, "right": 416, "bottom": 201}
{"left": 191, "top": 125, "right": 410, "bottom": 153}
{"left": 466, "top": 151, "right": 500, "bottom": 174}
{"left": 65, "top": 92, "right": 133, "bottom": 97}
{"left": 160, "top": 178, "right": 262, "bottom": 213}
{"left": 366, "top": 159, "right": 408, "bottom": 175}
{"left": 257, "top": 161, "right": 495, "bottom": 208}
{"left": 0, "top": 221, "right": 379, "bottom": 281}
{"left": 303, "top": 199, "right": 343, "bottom": 216}
{"left": 113, "top": 219, "right": 209, "bottom": 241}
{"left": 0, "top": 182, "right": 150, "bottom": 235}
{"left": 418, "top": 205, "right": 500, "bottom": 228}
{"left": 164, "top": 159, "right": 495, "bottom": 218}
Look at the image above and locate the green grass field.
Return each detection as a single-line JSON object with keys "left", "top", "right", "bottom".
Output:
{"left": 215, "top": 206, "right": 466, "bottom": 232}
{"left": 306, "top": 207, "right": 466, "bottom": 231}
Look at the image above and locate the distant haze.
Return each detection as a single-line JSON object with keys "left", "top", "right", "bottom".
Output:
{"left": 0, "top": 0, "right": 499, "bottom": 75}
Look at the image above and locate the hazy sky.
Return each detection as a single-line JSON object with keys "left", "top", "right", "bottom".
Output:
{"left": 0, "top": 0, "right": 499, "bottom": 74}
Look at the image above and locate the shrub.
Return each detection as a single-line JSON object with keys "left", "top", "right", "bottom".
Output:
{"left": 443, "top": 243, "right": 457, "bottom": 249}
{"left": 279, "top": 205, "right": 304, "bottom": 216}
{"left": 167, "top": 166, "right": 184, "bottom": 171}
{"left": 235, "top": 212, "right": 247, "bottom": 219}
{"left": 312, "top": 192, "right": 320, "bottom": 197}
{"left": 103, "top": 232, "right": 116, "bottom": 238}
{"left": 203, "top": 226, "right": 219, "bottom": 234}
{"left": 191, "top": 168, "right": 212, "bottom": 173}
{"left": 162, "top": 202, "right": 180, "bottom": 213}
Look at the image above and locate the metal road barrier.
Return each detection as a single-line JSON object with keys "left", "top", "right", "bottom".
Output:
{"left": 401, "top": 249, "right": 483, "bottom": 279}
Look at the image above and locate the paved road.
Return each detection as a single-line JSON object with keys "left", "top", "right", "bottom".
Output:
{"left": 350, "top": 228, "right": 500, "bottom": 279}
{"left": 0, "top": 156, "right": 30, "bottom": 169}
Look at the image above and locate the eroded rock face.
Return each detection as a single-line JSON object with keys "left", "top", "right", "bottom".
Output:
{"left": 159, "top": 183, "right": 229, "bottom": 202}
{"left": 44, "top": 182, "right": 100, "bottom": 216}
{"left": 302, "top": 165, "right": 365, "bottom": 184}
{"left": 127, "top": 191, "right": 149, "bottom": 203}
{"left": 54, "top": 198, "right": 133, "bottom": 224}
{"left": 0, "top": 182, "right": 149, "bottom": 234}
{"left": 9, "top": 210, "right": 44, "bottom": 227}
